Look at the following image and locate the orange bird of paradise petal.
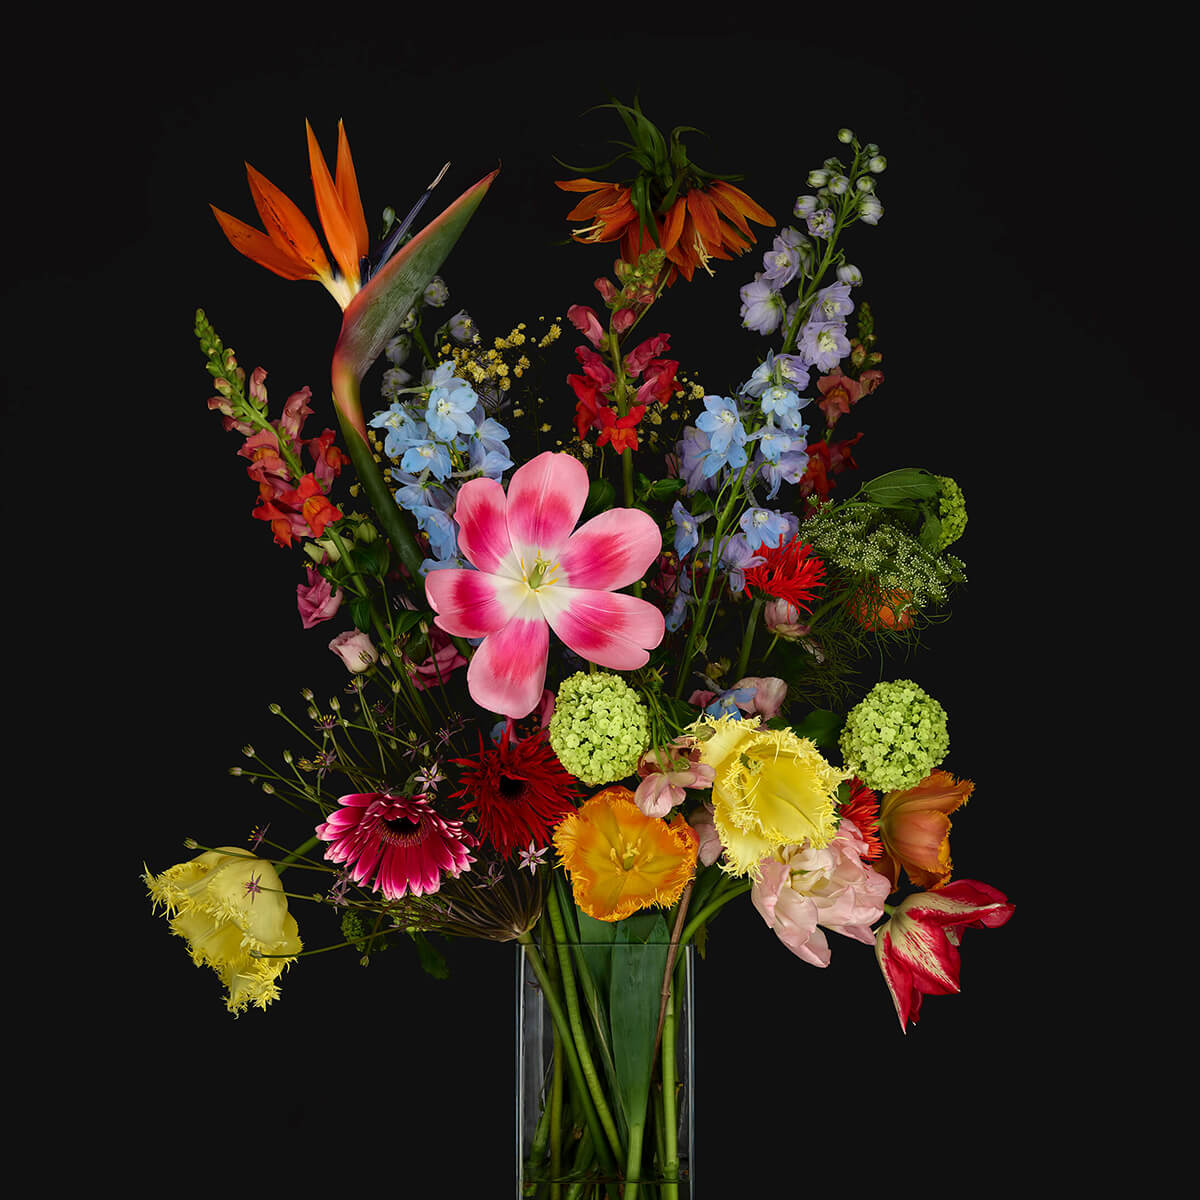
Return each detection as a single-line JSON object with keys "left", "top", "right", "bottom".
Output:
{"left": 211, "top": 120, "right": 369, "bottom": 310}
{"left": 553, "top": 786, "right": 698, "bottom": 923}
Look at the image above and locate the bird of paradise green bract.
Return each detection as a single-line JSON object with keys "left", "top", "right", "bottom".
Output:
{"left": 212, "top": 120, "right": 498, "bottom": 580}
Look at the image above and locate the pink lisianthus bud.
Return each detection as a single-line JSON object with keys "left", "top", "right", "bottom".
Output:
{"left": 730, "top": 676, "right": 788, "bottom": 720}
{"left": 763, "top": 598, "right": 811, "bottom": 641}
{"left": 688, "top": 800, "right": 724, "bottom": 867}
{"left": 329, "top": 629, "right": 378, "bottom": 673}
{"left": 634, "top": 741, "right": 715, "bottom": 817}
{"left": 567, "top": 304, "right": 606, "bottom": 349}
{"left": 297, "top": 566, "right": 343, "bottom": 629}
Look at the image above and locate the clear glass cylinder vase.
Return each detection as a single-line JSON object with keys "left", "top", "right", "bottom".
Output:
{"left": 517, "top": 942, "right": 694, "bottom": 1198}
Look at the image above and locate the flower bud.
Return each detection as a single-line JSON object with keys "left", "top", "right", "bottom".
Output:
{"left": 807, "top": 169, "right": 830, "bottom": 187}
{"left": 868, "top": 155, "right": 887, "bottom": 173}
{"left": 837, "top": 128, "right": 854, "bottom": 144}
{"left": 793, "top": 194, "right": 818, "bottom": 218}
{"left": 828, "top": 175, "right": 850, "bottom": 195}
{"left": 837, "top": 264, "right": 864, "bottom": 286}
{"left": 856, "top": 176, "right": 875, "bottom": 193}
{"left": 858, "top": 196, "right": 884, "bottom": 225}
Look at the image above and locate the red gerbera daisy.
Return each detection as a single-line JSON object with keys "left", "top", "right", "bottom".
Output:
{"left": 839, "top": 776, "right": 883, "bottom": 861}
{"left": 451, "top": 729, "right": 581, "bottom": 859}
{"left": 742, "top": 535, "right": 826, "bottom": 611}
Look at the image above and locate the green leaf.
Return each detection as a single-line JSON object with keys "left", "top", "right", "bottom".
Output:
{"left": 392, "top": 607, "right": 431, "bottom": 639}
{"left": 355, "top": 538, "right": 390, "bottom": 577}
{"left": 410, "top": 932, "right": 449, "bottom": 979}
{"left": 792, "top": 708, "right": 843, "bottom": 749}
{"left": 857, "top": 468, "right": 940, "bottom": 507}
{"left": 348, "top": 594, "right": 374, "bottom": 634}
{"left": 645, "top": 477, "right": 686, "bottom": 502}
{"left": 583, "top": 477, "right": 616, "bottom": 521}
{"left": 917, "top": 513, "right": 944, "bottom": 552}
{"left": 609, "top": 916, "right": 669, "bottom": 1129}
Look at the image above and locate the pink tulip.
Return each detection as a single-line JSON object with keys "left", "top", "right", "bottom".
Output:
{"left": 751, "top": 820, "right": 891, "bottom": 968}
{"left": 297, "top": 566, "right": 343, "bottom": 629}
{"left": 425, "top": 452, "right": 664, "bottom": 717}
{"left": 688, "top": 801, "right": 724, "bottom": 867}
{"left": 729, "top": 676, "right": 788, "bottom": 720}
{"left": 874, "top": 879, "right": 1014, "bottom": 1031}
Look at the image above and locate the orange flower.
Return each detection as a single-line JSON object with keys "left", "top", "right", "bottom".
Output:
{"left": 553, "top": 786, "right": 698, "bottom": 922}
{"left": 874, "top": 770, "right": 974, "bottom": 892}
{"left": 559, "top": 177, "right": 775, "bottom": 285}
{"left": 211, "top": 119, "right": 370, "bottom": 310}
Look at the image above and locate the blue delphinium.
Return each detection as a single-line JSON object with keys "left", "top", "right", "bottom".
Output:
{"left": 739, "top": 507, "right": 791, "bottom": 549}
{"left": 798, "top": 321, "right": 851, "bottom": 372}
{"left": 400, "top": 430, "right": 454, "bottom": 482}
{"left": 671, "top": 499, "right": 710, "bottom": 560}
{"left": 717, "top": 533, "right": 765, "bottom": 594}
{"left": 739, "top": 275, "right": 785, "bottom": 335}
{"left": 811, "top": 281, "right": 855, "bottom": 323}
{"left": 425, "top": 363, "right": 478, "bottom": 441}
{"left": 756, "top": 445, "right": 811, "bottom": 500}
{"left": 695, "top": 395, "right": 749, "bottom": 478}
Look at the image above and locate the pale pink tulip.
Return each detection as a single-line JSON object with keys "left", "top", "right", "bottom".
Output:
{"left": 425, "top": 452, "right": 664, "bottom": 717}
{"left": 730, "top": 676, "right": 788, "bottom": 720}
{"left": 751, "top": 819, "right": 891, "bottom": 967}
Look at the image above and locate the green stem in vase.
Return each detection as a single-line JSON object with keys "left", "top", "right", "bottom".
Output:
{"left": 547, "top": 887, "right": 625, "bottom": 1165}
{"left": 517, "top": 931, "right": 623, "bottom": 1200}
{"left": 551, "top": 1023, "right": 564, "bottom": 1200}
{"left": 660, "top": 954, "right": 683, "bottom": 1199}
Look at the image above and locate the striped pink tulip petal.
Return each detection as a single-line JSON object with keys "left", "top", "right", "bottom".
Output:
{"left": 467, "top": 605, "right": 551, "bottom": 718}
{"left": 425, "top": 569, "right": 527, "bottom": 639}
{"left": 557, "top": 507, "right": 663, "bottom": 590}
{"left": 540, "top": 587, "right": 666, "bottom": 671}
{"left": 453, "top": 476, "right": 522, "bottom": 578}
{"left": 505, "top": 451, "right": 590, "bottom": 561}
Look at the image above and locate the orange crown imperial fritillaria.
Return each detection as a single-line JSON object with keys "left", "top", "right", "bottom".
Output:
{"left": 555, "top": 98, "right": 775, "bottom": 284}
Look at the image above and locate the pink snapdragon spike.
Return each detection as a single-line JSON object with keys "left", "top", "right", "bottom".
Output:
{"left": 425, "top": 452, "right": 665, "bottom": 718}
{"left": 874, "top": 879, "right": 1014, "bottom": 1032}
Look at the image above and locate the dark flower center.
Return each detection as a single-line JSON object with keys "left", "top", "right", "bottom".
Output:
{"left": 383, "top": 815, "right": 423, "bottom": 836}
{"left": 498, "top": 775, "right": 526, "bottom": 800}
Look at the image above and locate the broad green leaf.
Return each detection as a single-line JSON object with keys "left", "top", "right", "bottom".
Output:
{"left": 609, "top": 916, "right": 670, "bottom": 1129}
{"left": 582, "top": 477, "right": 616, "bottom": 521}
{"left": 858, "top": 468, "right": 940, "bottom": 507}
{"left": 410, "top": 931, "right": 449, "bottom": 979}
{"left": 792, "top": 708, "right": 843, "bottom": 749}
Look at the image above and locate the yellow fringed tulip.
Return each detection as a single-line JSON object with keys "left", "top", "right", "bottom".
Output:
{"left": 692, "top": 716, "right": 847, "bottom": 879}
{"left": 144, "top": 848, "right": 302, "bottom": 1015}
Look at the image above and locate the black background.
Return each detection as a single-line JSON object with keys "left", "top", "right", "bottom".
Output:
{"left": 11, "top": 12, "right": 1182, "bottom": 1193}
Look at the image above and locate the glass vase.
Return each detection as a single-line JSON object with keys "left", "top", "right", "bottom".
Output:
{"left": 517, "top": 941, "right": 695, "bottom": 1198}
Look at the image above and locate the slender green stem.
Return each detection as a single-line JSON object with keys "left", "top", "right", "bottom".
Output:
{"left": 622, "top": 1120, "right": 645, "bottom": 1200}
{"left": 734, "top": 596, "right": 764, "bottom": 681}
{"left": 517, "top": 932, "right": 622, "bottom": 1200}
{"left": 678, "top": 881, "right": 752, "bottom": 949}
{"left": 551, "top": 1022, "right": 564, "bottom": 1200}
{"left": 547, "top": 888, "right": 624, "bottom": 1164}
{"left": 660, "top": 954, "right": 682, "bottom": 1199}
{"left": 273, "top": 835, "right": 319, "bottom": 877}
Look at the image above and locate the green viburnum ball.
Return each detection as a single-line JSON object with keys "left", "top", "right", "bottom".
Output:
{"left": 935, "top": 475, "right": 968, "bottom": 551}
{"left": 840, "top": 679, "right": 949, "bottom": 793}
{"left": 549, "top": 671, "right": 651, "bottom": 787}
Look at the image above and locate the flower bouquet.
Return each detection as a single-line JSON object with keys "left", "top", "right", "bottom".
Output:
{"left": 144, "top": 98, "right": 1014, "bottom": 1197}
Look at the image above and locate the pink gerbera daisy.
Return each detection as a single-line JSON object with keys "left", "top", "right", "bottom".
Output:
{"left": 315, "top": 792, "right": 476, "bottom": 900}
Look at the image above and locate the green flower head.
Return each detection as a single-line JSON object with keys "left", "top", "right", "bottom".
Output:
{"left": 839, "top": 679, "right": 949, "bottom": 793}
{"left": 935, "top": 475, "right": 967, "bottom": 551}
{"left": 549, "top": 671, "right": 651, "bottom": 788}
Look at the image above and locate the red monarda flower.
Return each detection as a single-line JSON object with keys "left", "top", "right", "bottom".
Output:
{"left": 743, "top": 535, "right": 826, "bottom": 611}
{"left": 450, "top": 729, "right": 581, "bottom": 858}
